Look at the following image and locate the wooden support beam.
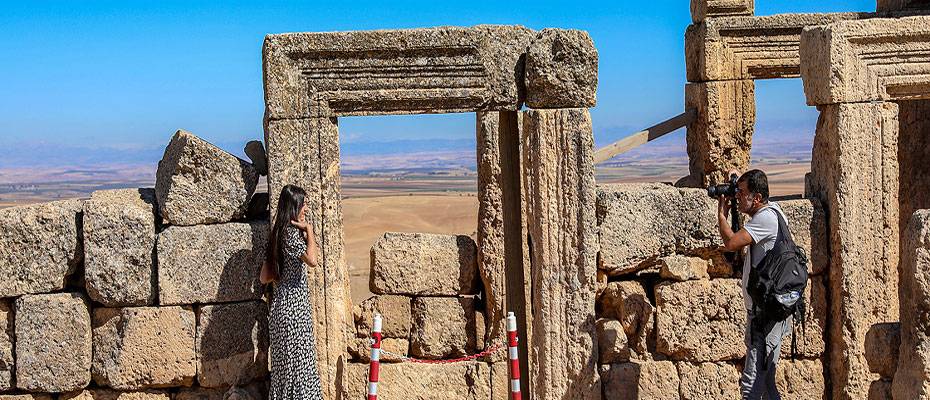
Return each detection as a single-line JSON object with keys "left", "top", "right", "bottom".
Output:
{"left": 593, "top": 109, "right": 696, "bottom": 165}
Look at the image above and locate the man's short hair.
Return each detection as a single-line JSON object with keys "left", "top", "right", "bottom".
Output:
{"left": 738, "top": 169, "right": 769, "bottom": 202}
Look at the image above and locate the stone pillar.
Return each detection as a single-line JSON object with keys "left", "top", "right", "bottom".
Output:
{"left": 522, "top": 108, "right": 600, "bottom": 400}
{"left": 690, "top": 0, "right": 754, "bottom": 23}
{"left": 684, "top": 80, "right": 756, "bottom": 186}
{"left": 265, "top": 116, "right": 351, "bottom": 400}
{"left": 877, "top": 0, "right": 930, "bottom": 12}
{"left": 808, "top": 102, "right": 900, "bottom": 400}
{"left": 893, "top": 210, "right": 930, "bottom": 399}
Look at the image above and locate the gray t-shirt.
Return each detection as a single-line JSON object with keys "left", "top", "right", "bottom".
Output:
{"left": 740, "top": 202, "right": 786, "bottom": 310}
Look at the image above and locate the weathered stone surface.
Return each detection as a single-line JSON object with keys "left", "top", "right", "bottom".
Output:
{"left": 659, "top": 255, "right": 709, "bottom": 281}
{"left": 341, "top": 361, "right": 491, "bottom": 400}
{"left": 685, "top": 79, "right": 754, "bottom": 186}
{"left": 801, "top": 16, "right": 930, "bottom": 106}
{"left": 523, "top": 108, "right": 600, "bottom": 400}
{"left": 155, "top": 129, "right": 258, "bottom": 226}
{"left": 245, "top": 192, "right": 269, "bottom": 221}
{"left": 865, "top": 322, "right": 900, "bottom": 380}
{"left": 0, "top": 396, "right": 53, "bottom": 400}
{"left": 597, "top": 183, "right": 719, "bottom": 275}
{"left": 877, "top": 0, "right": 930, "bottom": 11}
{"left": 597, "top": 281, "right": 654, "bottom": 355}
{"left": 779, "top": 198, "right": 829, "bottom": 276}
{"left": 354, "top": 295, "right": 412, "bottom": 338}
{"left": 157, "top": 221, "right": 268, "bottom": 305}
{"left": 809, "top": 102, "right": 900, "bottom": 400}
{"left": 83, "top": 189, "right": 157, "bottom": 306}
{"left": 656, "top": 279, "right": 746, "bottom": 361}
{"left": 687, "top": 13, "right": 863, "bottom": 82}
{"left": 0, "top": 301, "right": 12, "bottom": 391}
{"left": 597, "top": 319, "right": 630, "bottom": 364}
{"left": 370, "top": 232, "right": 479, "bottom": 296}
{"left": 776, "top": 358, "right": 826, "bottom": 400}
{"left": 525, "top": 29, "right": 597, "bottom": 109}
{"left": 92, "top": 306, "right": 196, "bottom": 390}
{"left": 196, "top": 301, "right": 268, "bottom": 388}
{"left": 61, "top": 390, "right": 170, "bottom": 400}
{"left": 678, "top": 361, "right": 741, "bottom": 399}
{"left": 243, "top": 140, "right": 267, "bottom": 176}
{"left": 600, "top": 361, "right": 680, "bottom": 400}
{"left": 410, "top": 297, "right": 476, "bottom": 359}
{"left": 0, "top": 199, "right": 82, "bottom": 297}
{"left": 264, "top": 25, "right": 535, "bottom": 119}
{"left": 894, "top": 210, "right": 930, "bottom": 399}
{"left": 347, "top": 337, "right": 408, "bottom": 363}
{"left": 690, "top": 0, "right": 753, "bottom": 22}
{"left": 869, "top": 380, "right": 892, "bottom": 400}
{"left": 15, "top": 293, "right": 91, "bottom": 392}
{"left": 175, "top": 383, "right": 265, "bottom": 400}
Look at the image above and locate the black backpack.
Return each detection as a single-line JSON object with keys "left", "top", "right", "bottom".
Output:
{"left": 747, "top": 207, "right": 809, "bottom": 360}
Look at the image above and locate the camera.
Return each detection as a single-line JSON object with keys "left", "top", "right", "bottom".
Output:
{"left": 707, "top": 173, "right": 738, "bottom": 198}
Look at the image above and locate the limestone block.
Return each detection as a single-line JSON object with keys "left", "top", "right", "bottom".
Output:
{"left": 0, "top": 396, "right": 53, "bottom": 400}
{"left": 196, "top": 301, "right": 268, "bottom": 388}
{"left": 597, "top": 281, "right": 654, "bottom": 355}
{"left": 659, "top": 255, "right": 710, "bottom": 281}
{"left": 893, "top": 210, "right": 930, "bottom": 399}
{"left": 599, "top": 361, "right": 680, "bottom": 400}
{"left": 869, "top": 380, "right": 892, "bottom": 400}
{"left": 865, "top": 322, "right": 900, "bottom": 380}
{"left": 801, "top": 16, "right": 930, "bottom": 106}
{"left": 686, "top": 13, "right": 863, "bottom": 81}
{"left": 157, "top": 221, "right": 268, "bottom": 305}
{"left": 370, "top": 232, "right": 479, "bottom": 296}
{"left": 347, "top": 337, "right": 408, "bottom": 363}
{"left": 175, "top": 383, "right": 265, "bottom": 400}
{"left": 597, "top": 183, "right": 719, "bottom": 275}
{"left": 597, "top": 319, "right": 630, "bottom": 364}
{"left": 61, "top": 390, "right": 170, "bottom": 400}
{"left": 155, "top": 129, "right": 258, "bottom": 226}
{"left": 15, "top": 293, "right": 91, "bottom": 392}
{"left": 776, "top": 358, "right": 826, "bottom": 400}
{"left": 522, "top": 108, "right": 600, "bottom": 400}
{"left": 0, "top": 301, "right": 12, "bottom": 391}
{"left": 778, "top": 198, "right": 829, "bottom": 276}
{"left": 655, "top": 279, "right": 746, "bottom": 361}
{"left": 354, "top": 295, "right": 412, "bottom": 338}
{"left": 92, "top": 306, "right": 196, "bottom": 389}
{"left": 341, "top": 361, "right": 491, "bottom": 400}
{"left": 243, "top": 140, "right": 267, "bottom": 176}
{"left": 264, "top": 25, "right": 535, "bottom": 119}
{"left": 677, "top": 362, "right": 741, "bottom": 399}
{"left": 690, "top": 0, "right": 753, "bottom": 22}
{"left": 0, "top": 199, "right": 83, "bottom": 297}
{"left": 877, "top": 0, "right": 930, "bottom": 11}
{"left": 684, "top": 80, "right": 754, "bottom": 186}
{"left": 525, "top": 29, "right": 597, "bottom": 108}
{"left": 410, "top": 297, "right": 476, "bottom": 359}
{"left": 83, "top": 189, "right": 157, "bottom": 306}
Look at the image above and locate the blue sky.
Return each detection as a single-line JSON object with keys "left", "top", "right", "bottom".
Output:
{"left": 0, "top": 0, "right": 875, "bottom": 166}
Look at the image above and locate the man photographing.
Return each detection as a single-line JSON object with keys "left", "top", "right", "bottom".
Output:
{"left": 715, "top": 169, "right": 794, "bottom": 400}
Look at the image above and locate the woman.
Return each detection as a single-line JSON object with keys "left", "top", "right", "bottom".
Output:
{"left": 260, "top": 184, "right": 324, "bottom": 400}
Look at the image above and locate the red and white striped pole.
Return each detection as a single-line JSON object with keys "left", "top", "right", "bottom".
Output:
{"left": 507, "top": 311, "right": 522, "bottom": 400}
{"left": 367, "top": 313, "right": 383, "bottom": 400}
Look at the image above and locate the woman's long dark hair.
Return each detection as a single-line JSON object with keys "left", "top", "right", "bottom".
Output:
{"left": 266, "top": 184, "right": 307, "bottom": 281}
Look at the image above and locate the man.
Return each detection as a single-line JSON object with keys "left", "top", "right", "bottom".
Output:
{"left": 716, "top": 169, "right": 792, "bottom": 400}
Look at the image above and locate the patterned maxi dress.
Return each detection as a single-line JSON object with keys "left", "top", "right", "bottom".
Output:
{"left": 269, "top": 226, "right": 324, "bottom": 400}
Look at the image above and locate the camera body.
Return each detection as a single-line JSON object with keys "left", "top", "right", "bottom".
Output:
{"left": 707, "top": 173, "right": 738, "bottom": 198}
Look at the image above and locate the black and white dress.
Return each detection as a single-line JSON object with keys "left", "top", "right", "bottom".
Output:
{"left": 269, "top": 226, "right": 324, "bottom": 400}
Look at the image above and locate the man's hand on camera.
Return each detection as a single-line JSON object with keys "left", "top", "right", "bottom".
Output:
{"left": 717, "top": 195, "right": 730, "bottom": 218}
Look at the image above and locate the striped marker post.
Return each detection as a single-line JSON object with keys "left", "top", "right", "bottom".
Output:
{"left": 367, "top": 313, "right": 383, "bottom": 400}
{"left": 507, "top": 312, "right": 522, "bottom": 400}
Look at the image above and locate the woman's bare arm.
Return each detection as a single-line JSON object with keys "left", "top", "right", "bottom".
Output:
{"left": 259, "top": 260, "right": 275, "bottom": 284}
{"left": 300, "top": 227, "right": 319, "bottom": 267}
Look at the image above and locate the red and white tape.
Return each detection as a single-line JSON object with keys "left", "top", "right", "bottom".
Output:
{"left": 367, "top": 314, "right": 382, "bottom": 400}
{"left": 507, "top": 312, "right": 522, "bottom": 400}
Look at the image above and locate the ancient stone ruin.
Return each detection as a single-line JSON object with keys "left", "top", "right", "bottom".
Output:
{"left": 2, "top": 0, "right": 930, "bottom": 399}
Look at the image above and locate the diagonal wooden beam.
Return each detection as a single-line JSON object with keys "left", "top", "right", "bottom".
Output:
{"left": 593, "top": 109, "right": 697, "bottom": 165}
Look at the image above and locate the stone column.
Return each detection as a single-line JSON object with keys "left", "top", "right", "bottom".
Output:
{"left": 265, "top": 116, "right": 351, "bottom": 400}
{"left": 684, "top": 79, "right": 756, "bottom": 186}
{"left": 522, "top": 108, "right": 600, "bottom": 400}
{"left": 893, "top": 210, "right": 930, "bottom": 399}
{"left": 808, "top": 102, "right": 900, "bottom": 400}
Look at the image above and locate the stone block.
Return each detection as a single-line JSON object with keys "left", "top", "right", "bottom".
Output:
{"left": 690, "top": 0, "right": 753, "bottom": 22}
{"left": 175, "top": 383, "right": 265, "bottom": 400}
{"left": 869, "top": 380, "right": 892, "bottom": 400}
{"left": 864, "top": 322, "right": 900, "bottom": 380}
{"left": 83, "top": 189, "right": 157, "bottom": 306}
{"left": 597, "top": 183, "right": 719, "bottom": 275}
{"left": 410, "top": 297, "right": 476, "bottom": 359}
{"left": 264, "top": 25, "right": 535, "bottom": 119}
{"left": 354, "top": 295, "right": 412, "bottom": 338}
{"left": 157, "top": 221, "right": 268, "bottom": 305}
{"left": 600, "top": 360, "right": 679, "bottom": 400}
{"left": 0, "top": 301, "right": 12, "bottom": 391}
{"left": 15, "top": 293, "right": 91, "bottom": 392}
{"left": 370, "top": 232, "right": 479, "bottom": 296}
{"left": 525, "top": 29, "right": 597, "bottom": 108}
{"left": 655, "top": 279, "right": 746, "bottom": 361}
{"left": 92, "top": 306, "right": 196, "bottom": 390}
{"left": 348, "top": 337, "right": 409, "bottom": 363}
{"left": 341, "top": 361, "right": 491, "bottom": 400}
{"left": 779, "top": 198, "right": 829, "bottom": 276}
{"left": 155, "top": 129, "right": 258, "bottom": 226}
{"left": 776, "top": 358, "right": 826, "bottom": 400}
{"left": 243, "top": 140, "right": 267, "bottom": 176}
{"left": 684, "top": 80, "right": 754, "bottom": 186}
{"left": 677, "top": 361, "right": 741, "bottom": 399}
{"left": 659, "top": 255, "right": 709, "bottom": 281}
{"left": 196, "top": 301, "right": 268, "bottom": 388}
{"left": 597, "top": 281, "right": 653, "bottom": 355}
{"left": 893, "top": 210, "right": 930, "bottom": 399}
{"left": 877, "top": 0, "right": 930, "bottom": 11}
{"left": 0, "top": 396, "right": 53, "bottom": 400}
{"left": 61, "top": 390, "right": 170, "bottom": 400}
{"left": 0, "top": 199, "right": 83, "bottom": 297}
{"left": 597, "top": 318, "right": 630, "bottom": 364}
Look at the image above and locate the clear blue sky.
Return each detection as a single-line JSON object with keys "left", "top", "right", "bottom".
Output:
{"left": 0, "top": 0, "right": 875, "bottom": 165}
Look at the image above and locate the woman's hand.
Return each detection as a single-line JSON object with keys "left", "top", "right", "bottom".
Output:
{"left": 290, "top": 219, "right": 311, "bottom": 232}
